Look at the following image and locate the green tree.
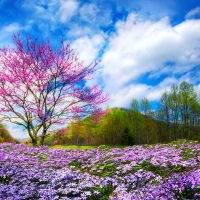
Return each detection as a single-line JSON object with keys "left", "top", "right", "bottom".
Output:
{"left": 140, "top": 98, "right": 151, "bottom": 144}
{"left": 169, "top": 84, "right": 180, "bottom": 140}
{"left": 130, "top": 99, "right": 143, "bottom": 144}
{"left": 157, "top": 81, "right": 200, "bottom": 141}
{"left": 179, "top": 81, "right": 199, "bottom": 139}
{"left": 158, "top": 91, "right": 172, "bottom": 141}
{"left": 141, "top": 97, "right": 151, "bottom": 116}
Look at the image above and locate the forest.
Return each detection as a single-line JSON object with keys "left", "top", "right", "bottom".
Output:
{"left": 41, "top": 81, "right": 200, "bottom": 146}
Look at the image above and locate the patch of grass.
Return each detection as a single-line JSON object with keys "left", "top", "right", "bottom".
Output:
{"left": 38, "top": 153, "right": 49, "bottom": 162}
{"left": 51, "top": 145, "right": 127, "bottom": 150}
{"left": 91, "top": 163, "right": 117, "bottom": 177}
{"left": 181, "top": 148, "right": 194, "bottom": 160}
{"left": 50, "top": 145, "right": 97, "bottom": 150}
{"left": 68, "top": 160, "right": 82, "bottom": 169}
{"left": 87, "top": 184, "right": 116, "bottom": 200}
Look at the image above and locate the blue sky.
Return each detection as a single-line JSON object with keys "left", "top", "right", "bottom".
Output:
{"left": 1, "top": 0, "right": 200, "bottom": 138}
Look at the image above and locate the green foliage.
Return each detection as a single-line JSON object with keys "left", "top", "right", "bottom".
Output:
{"left": 170, "top": 139, "right": 187, "bottom": 145}
{"left": 130, "top": 161, "right": 168, "bottom": 177}
{"left": 0, "top": 175, "right": 12, "bottom": 185}
{"left": 140, "top": 97, "right": 151, "bottom": 116}
{"left": 43, "top": 134, "right": 56, "bottom": 146}
{"left": 86, "top": 184, "right": 115, "bottom": 200}
{"left": 38, "top": 153, "right": 49, "bottom": 162}
{"left": 50, "top": 145, "right": 97, "bottom": 150}
{"left": 158, "top": 81, "right": 200, "bottom": 142}
{"left": 68, "top": 160, "right": 82, "bottom": 169}
{"left": 181, "top": 148, "right": 194, "bottom": 160}
{"left": 174, "top": 186, "right": 200, "bottom": 199}
{"left": 91, "top": 163, "right": 117, "bottom": 177}
{"left": 121, "top": 126, "right": 135, "bottom": 145}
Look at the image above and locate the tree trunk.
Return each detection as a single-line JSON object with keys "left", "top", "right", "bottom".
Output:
{"left": 146, "top": 131, "right": 149, "bottom": 144}
{"left": 40, "top": 125, "right": 47, "bottom": 146}
{"left": 31, "top": 138, "right": 38, "bottom": 146}
{"left": 40, "top": 135, "right": 45, "bottom": 146}
{"left": 28, "top": 130, "right": 38, "bottom": 146}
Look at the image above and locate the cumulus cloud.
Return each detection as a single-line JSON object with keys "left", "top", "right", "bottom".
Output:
{"left": 100, "top": 14, "right": 200, "bottom": 107}
{"left": 102, "top": 14, "right": 200, "bottom": 85}
{"left": 105, "top": 77, "right": 179, "bottom": 108}
{"left": 107, "top": 83, "right": 151, "bottom": 108}
{"left": 71, "top": 34, "right": 105, "bottom": 66}
{"left": 185, "top": 7, "right": 200, "bottom": 19}
{"left": 58, "top": 0, "right": 79, "bottom": 22}
{"left": 1, "top": 23, "right": 21, "bottom": 33}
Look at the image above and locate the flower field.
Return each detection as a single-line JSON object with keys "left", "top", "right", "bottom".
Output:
{"left": 0, "top": 141, "right": 200, "bottom": 199}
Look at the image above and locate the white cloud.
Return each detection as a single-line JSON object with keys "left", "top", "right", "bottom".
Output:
{"left": 1, "top": 23, "right": 21, "bottom": 33}
{"left": 105, "top": 77, "right": 178, "bottom": 108}
{"left": 0, "top": 23, "right": 23, "bottom": 48}
{"left": 146, "top": 77, "right": 178, "bottom": 100}
{"left": 67, "top": 26, "right": 91, "bottom": 38}
{"left": 71, "top": 34, "right": 105, "bottom": 66}
{"left": 100, "top": 14, "right": 200, "bottom": 107}
{"left": 58, "top": 0, "right": 79, "bottom": 22}
{"left": 185, "top": 7, "right": 200, "bottom": 19}
{"left": 107, "top": 83, "right": 151, "bottom": 108}
{"left": 102, "top": 15, "right": 200, "bottom": 85}
{"left": 79, "top": 3, "right": 99, "bottom": 23}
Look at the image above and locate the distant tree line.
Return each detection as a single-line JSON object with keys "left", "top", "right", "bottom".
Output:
{"left": 44, "top": 81, "right": 200, "bottom": 146}
{"left": 157, "top": 81, "right": 200, "bottom": 142}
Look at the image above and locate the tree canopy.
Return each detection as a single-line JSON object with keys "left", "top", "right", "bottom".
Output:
{"left": 0, "top": 33, "right": 108, "bottom": 145}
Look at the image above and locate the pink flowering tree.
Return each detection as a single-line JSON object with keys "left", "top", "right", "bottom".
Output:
{"left": 0, "top": 33, "right": 108, "bottom": 146}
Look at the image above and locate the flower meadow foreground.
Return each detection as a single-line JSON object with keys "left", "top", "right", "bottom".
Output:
{"left": 0, "top": 141, "right": 200, "bottom": 199}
